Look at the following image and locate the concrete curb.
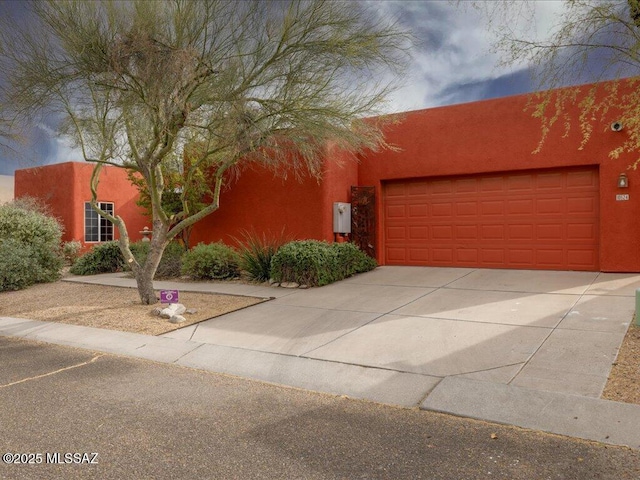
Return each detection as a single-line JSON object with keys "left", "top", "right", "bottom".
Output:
{"left": 421, "top": 376, "right": 640, "bottom": 449}
{"left": 3, "top": 315, "right": 640, "bottom": 448}
{"left": 176, "top": 343, "right": 441, "bottom": 407}
{"left": 0, "top": 317, "right": 439, "bottom": 407}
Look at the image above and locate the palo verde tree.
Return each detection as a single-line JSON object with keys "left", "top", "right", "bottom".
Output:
{"left": 126, "top": 151, "right": 211, "bottom": 251}
{"left": 0, "top": 0, "right": 410, "bottom": 304}
{"left": 473, "top": 0, "right": 640, "bottom": 165}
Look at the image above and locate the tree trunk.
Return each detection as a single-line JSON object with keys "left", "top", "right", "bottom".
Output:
{"left": 136, "top": 269, "right": 158, "bottom": 305}
{"left": 134, "top": 225, "right": 168, "bottom": 305}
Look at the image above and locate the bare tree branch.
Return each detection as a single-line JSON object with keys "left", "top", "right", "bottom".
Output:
{"left": 474, "top": 0, "right": 640, "bottom": 165}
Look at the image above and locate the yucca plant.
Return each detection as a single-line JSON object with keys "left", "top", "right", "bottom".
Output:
{"left": 234, "top": 229, "right": 288, "bottom": 282}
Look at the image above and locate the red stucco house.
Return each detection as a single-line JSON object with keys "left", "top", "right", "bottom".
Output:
{"left": 14, "top": 80, "right": 640, "bottom": 272}
{"left": 15, "top": 162, "right": 148, "bottom": 248}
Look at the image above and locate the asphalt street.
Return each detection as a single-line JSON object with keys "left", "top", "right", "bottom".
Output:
{"left": 1, "top": 336, "right": 639, "bottom": 480}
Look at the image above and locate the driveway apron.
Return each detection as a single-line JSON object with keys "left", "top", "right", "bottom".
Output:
{"left": 164, "top": 266, "right": 639, "bottom": 398}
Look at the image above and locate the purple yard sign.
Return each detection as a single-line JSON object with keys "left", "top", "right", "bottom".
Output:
{"left": 160, "top": 290, "right": 179, "bottom": 304}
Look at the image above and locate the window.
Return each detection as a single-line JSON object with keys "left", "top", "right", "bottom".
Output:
{"left": 84, "top": 202, "right": 114, "bottom": 242}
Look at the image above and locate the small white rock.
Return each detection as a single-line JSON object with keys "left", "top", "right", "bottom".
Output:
{"left": 185, "top": 308, "right": 198, "bottom": 315}
{"left": 160, "top": 303, "right": 186, "bottom": 319}
{"left": 280, "top": 281, "right": 300, "bottom": 289}
{"left": 169, "top": 314, "right": 187, "bottom": 324}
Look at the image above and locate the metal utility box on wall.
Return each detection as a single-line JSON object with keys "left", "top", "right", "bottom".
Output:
{"left": 333, "top": 202, "right": 351, "bottom": 234}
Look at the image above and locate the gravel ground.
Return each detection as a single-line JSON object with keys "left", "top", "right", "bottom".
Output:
{"left": 602, "top": 322, "right": 640, "bottom": 405}
{"left": 0, "top": 281, "right": 266, "bottom": 336}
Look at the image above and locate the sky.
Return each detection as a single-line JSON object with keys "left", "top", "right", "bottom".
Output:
{"left": 0, "top": 0, "right": 602, "bottom": 176}
{"left": 374, "top": 0, "right": 565, "bottom": 111}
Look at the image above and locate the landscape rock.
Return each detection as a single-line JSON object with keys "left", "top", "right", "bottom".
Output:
{"left": 280, "top": 281, "right": 300, "bottom": 289}
{"left": 268, "top": 278, "right": 278, "bottom": 285}
{"left": 185, "top": 308, "right": 198, "bottom": 315}
{"left": 151, "top": 307, "right": 163, "bottom": 316}
{"left": 160, "top": 303, "right": 186, "bottom": 319}
{"left": 169, "top": 314, "right": 186, "bottom": 324}
{"left": 299, "top": 284, "right": 310, "bottom": 289}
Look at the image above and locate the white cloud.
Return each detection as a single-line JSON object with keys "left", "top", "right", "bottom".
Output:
{"left": 367, "top": 0, "right": 566, "bottom": 112}
{"left": 35, "top": 122, "right": 84, "bottom": 165}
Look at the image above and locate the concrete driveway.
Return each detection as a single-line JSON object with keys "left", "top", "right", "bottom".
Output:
{"left": 164, "top": 266, "right": 639, "bottom": 398}
{"left": 4, "top": 266, "right": 640, "bottom": 448}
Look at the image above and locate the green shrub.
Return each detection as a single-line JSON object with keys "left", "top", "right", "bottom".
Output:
{"left": 156, "top": 241, "right": 185, "bottom": 278}
{"left": 10, "top": 196, "right": 53, "bottom": 217}
{"left": 70, "top": 241, "right": 125, "bottom": 275}
{"left": 270, "top": 240, "right": 337, "bottom": 286}
{"left": 181, "top": 242, "right": 240, "bottom": 280}
{"left": 0, "top": 200, "right": 64, "bottom": 287}
{"left": 270, "top": 240, "right": 376, "bottom": 287}
{"left": 235, "top": 230, "right": 287, "bottom": 282}
{"left": 332, "top": 242, "right": 378, "bottom": 277}
{"left": 129, "top": 241, "right": 184, "bottom": 279}
{"left": 61, "top": 240, "right": 82, "bottom": 266}
{"left": 0, "top": 239, "right": 43, "bottom": 291}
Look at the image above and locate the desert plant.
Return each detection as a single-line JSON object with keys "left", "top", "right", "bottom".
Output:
{"left": 181, "top": 242, "right": 241, "bottom": 280}
{"left": 270, "top": 240, "right": 376, "bottom": 287}
{"left": 234, "top": 230, "right": 288, "bottom": 282}
{"left": 332, "top": 242, "right": 378, "bottom": 278}
{"left": 10, "top": 195, "right": 54, "bottom": 217}
{"left": 270, "top": 240, "right": 339, "bottom": 287}
{"left": 0, "top": 200, "right": 64, "bottom": 286}
{"left": 0, "top": 239, "right": 43, "bottom": 291}
{"left": 129, "top": 241, "right": 184, "bottom": 279}
{"left": 61, "top": 240, "right": 82, "bottom": 266}
{"left": 70, "top": 241, "right": 125, "bottom": 275}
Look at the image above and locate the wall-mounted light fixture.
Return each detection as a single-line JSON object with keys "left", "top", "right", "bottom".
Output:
{"left": 618, "top": 172, "right": 629, "bottom": 188}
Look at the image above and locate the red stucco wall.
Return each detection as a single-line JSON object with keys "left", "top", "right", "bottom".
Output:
{"left": 189, "top": 150, "right": 358, "bottom": 246}
{"left": 15, "top": 162, "right": 148, "bottom": 248}
{"left": 357, "top": 82, "right": 640, "bottom": 271}
{"left": 15, "top": 162, "right": 78, "bottom": 242}
{"left": 320, "top": 144, "right": 359, "bottom": 241}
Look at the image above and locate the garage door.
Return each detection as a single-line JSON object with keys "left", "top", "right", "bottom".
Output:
{"left": 383, "top": 167, "right": 599, "bottom": 270}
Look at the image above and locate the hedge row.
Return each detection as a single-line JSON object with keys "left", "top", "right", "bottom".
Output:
{"left": 0, "top": 198, "right": 376, "bottom": 291}
{"left": 70, "top": 237, "right": 376, "bottom": 287}
{"left": 270, "top": 240, "right": 376, "bottom": 286}
{"left": 69, "top": 240, "right": 186, "bottom": 278}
